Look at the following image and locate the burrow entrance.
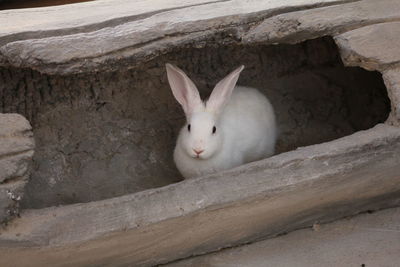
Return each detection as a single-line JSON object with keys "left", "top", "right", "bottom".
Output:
{"left": 0, "top": 37, "right": 390, "bottom": 209}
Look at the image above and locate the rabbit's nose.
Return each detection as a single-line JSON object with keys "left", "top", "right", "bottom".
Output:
{"left": 193, "top": 149, "right": 204, "bottom": 155}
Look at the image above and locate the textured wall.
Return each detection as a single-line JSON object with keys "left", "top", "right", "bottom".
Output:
{"left": 0, "top": 113, "right": 34, "bottom": 224}
{"left": 0, "top": 37, "right": 390, "bottom": 208}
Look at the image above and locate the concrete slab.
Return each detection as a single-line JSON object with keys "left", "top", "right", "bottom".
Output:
{"left": 168, "top": 207, "right": 400, "bottom": 267}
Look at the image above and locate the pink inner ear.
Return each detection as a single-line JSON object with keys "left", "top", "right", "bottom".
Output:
{"left": 206, "top": 65, "right": 244, "bottom": 113}
{"left": 166, "top": 63, "right": 203, "bottom": 117}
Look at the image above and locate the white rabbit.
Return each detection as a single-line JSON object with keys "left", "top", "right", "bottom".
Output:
{"left": 166, "top": 63, "right": 276, "bottom": 179}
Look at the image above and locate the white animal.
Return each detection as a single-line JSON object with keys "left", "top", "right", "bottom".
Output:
{"left": 166, "top": 64, "right": 277, "bottom": 179}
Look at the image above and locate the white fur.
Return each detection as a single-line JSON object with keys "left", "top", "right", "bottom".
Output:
{"left": 166, "top": 64, "right": 276, "bottom": 179}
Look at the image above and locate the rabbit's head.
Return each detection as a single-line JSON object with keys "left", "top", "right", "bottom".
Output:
{"left": 166, "top": 63, "right": 244, "bottom": 160}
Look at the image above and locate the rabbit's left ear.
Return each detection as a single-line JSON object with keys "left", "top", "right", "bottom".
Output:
{"left": 206, "top": 65, "right": 244, "bottom": 113}
{"left": 166, "top": 63, "right": 203, "bottom": 118}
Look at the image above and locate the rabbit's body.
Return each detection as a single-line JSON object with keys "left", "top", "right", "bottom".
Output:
{"left": 166, "top": 64, "right": 276, "bottom": 179}
{"left": 174, "top": 86, "right": 276, "bottom": 178}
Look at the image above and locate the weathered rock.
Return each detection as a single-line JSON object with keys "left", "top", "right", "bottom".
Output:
{"left": 0, "top": 113, "right": 34, "bottom": 224}
{"left": 0, "top": 0, "right": 353, "bottom": 74}
{"left": 0, "top": 181, "right": 26, "bottom": 225}
{"left": 0, "top": 0, "right": 229, "bottom": 41}
{"left": 1, "top": 0, "right": 399, "bottom": 75}
{"left": 244, "top": 0, "right": 400, "bottom": 45}
{"left": 0, "top": 124, "right": 399, "bottom": 266}
{"left": 334, "top": 21, "right": 400, "bottom": 71}
{"left": 332, "top": 21, "right": 400, "bottom": 125}
{"left": 383, "top": 67, "right": 400, "bottom": 125}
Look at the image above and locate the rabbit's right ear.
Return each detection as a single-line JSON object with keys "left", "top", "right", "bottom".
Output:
{"left": 166, "top": 63, "right": 203, "bottom": 117}
{"left": 206, "top": 65, "right": 244, "bottom": 113}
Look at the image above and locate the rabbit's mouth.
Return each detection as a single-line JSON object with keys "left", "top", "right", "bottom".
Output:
{"left": 193, "top": 154, "right": 203, "bottom": 159}
{"left": 191, "top": 153, "right": 207, "bottom": 160}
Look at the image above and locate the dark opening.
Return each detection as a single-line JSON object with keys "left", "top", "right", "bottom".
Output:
{"left": 0, "top": 37, "right": 390, "bottom": 208}
{"left": 0, "top": 0, "right": 93, "bottom": 10}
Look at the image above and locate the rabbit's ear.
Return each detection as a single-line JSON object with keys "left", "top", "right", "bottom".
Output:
{"left": 206, "top": 65, "right": 244, "bottom": 113}
{"left": 166, "top": 63, "right": 203, "bottom": 117}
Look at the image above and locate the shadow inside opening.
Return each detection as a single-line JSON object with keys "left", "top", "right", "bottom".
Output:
{"left": 0, "top": 37, "right": 390, "bottom": 209}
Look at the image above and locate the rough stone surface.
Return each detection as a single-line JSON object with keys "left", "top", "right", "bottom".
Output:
{"left": 332, "top": 21, "right": 400, "bottom": 126}
{"left": 0, "top": 0, "right": 355, "bottom": 74}
{"left": 0, "top": 37, "right": 390, "bottom": 208}
{"left": 244, "top": 0, "right": 400, "bottom": 45}
{"left": 0, "top": 124, "right": 399, "bottom": 266}
{"left": 383, "top": 67, "right": 400, "bottom": 125}
{"left": 0, "top": 0, "right": 398, "bottom": 75}
{"left": 0, "top": 0, "right": 220, "bottom": 39}
{"left": 0, "top": 113, "right": 34, "bottom": 224}
{"left": 168, "top": 207, "right": 400, "bottom": 267}
{"left": 334, "top": 21, "right": 400, "bottom": 71}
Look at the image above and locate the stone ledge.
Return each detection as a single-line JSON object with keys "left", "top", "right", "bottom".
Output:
{"left": 333, "top": 21, "right": 400, "bottom": 125}
{"left": 1, "top": 0, "right": 398, "bottom": 75}
{"left": 0, "top": 0, "right": 354, "bottom": 74}
{"left": 334, "top": 21, "right": 400, "bottom": 71}
{"left": 0, "top": 124, "right": 399, "bottom": 266}
{"left": 383, "top": 67, "right": 400, "bottom": 125}
{"left": 0, "top": 0, "right": 228, "bottom": 43}
{"left": 244, "top": 0, "right": 400, "bottom": 44}
{"left": 0, "top": 113, "right": 32, "bottom": 137}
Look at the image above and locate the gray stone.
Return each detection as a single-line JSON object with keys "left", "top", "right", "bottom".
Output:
{"left": 168, "top": 207, "right": 400, "bottom": 267}
{"left": 0, "top": 124, "right": 399, "bottom": 266}
{"left": 383, "top": 67, "right": 400, "bottom": 125}
{"left": 0, "top": 152, "right": 33, "bottom": 184}
{"left": 332, "top": 22, "right": 400, "bottom": 126}
{"left": 0, "top": 0, "right": 353, "bottom": 75}
{"left": 0, "top": 113, "right": 34, "bottom": 183}
{"left": 0, "top": 113, "right": 32, "bottom": 136}
{"left": 0, "top": 181, "right": 25, "bottom": 225}
{"left": 0, "top": 113, "right": 34, "bottom": 224}
{"left": 334, "top": 21, "right": 400, "bottom": 71}
{"left": 244, "top": 0, "right": 400, "bottom": 45}
{"left": 1, "top": 0, "right": 399, "bottom": 75}
{"left": 0, "top": 0, "right": 233, "bottom": 42}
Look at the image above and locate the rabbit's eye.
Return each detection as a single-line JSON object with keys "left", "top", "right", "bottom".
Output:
{"left": 187, "top": 124, "right": 191, "bottom": 132}
{"left": 212, "top": 126, "right": 216, "bottom": 134}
